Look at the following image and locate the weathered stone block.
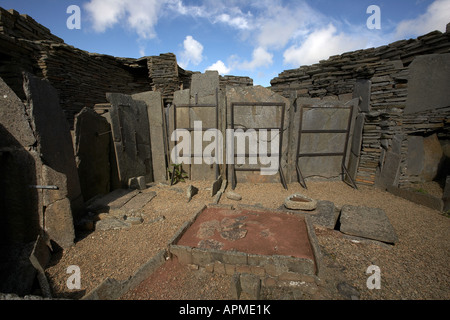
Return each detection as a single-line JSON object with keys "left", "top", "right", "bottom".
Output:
{"left": 170, "top": 245, "right": 192, "bottom": 265}
{"left": 22, "top": 73, "right": 82, "bottom": 247}
{"left": 239, "top": 273, "right": 261, "bottom": 300}
{"left": 339, "top": 205, "right": 398, "bottom": 244}
{"left": 405, "top": 53, "right": 450, "bottom": 114}
{"left": 222, "top": 251, "right": 248, "bottom": 265}
{"left": 214, "top": 261, "right": 226, "bottom": 274}
{"left": 44, "top": 198, "right": 75, "bottom": 249}
{"left": 0, "top": 76, "right": 35, "bottom": 148}
{"left": 191, "top": 248, "right": 214, "bottom": 265}
{"left": 247, "top": 254, "right": 271, "bottom": 267}
{"left": 225, "top": 263, "right": 236, "bottom": 275}
{"left": 308, "top": 200, "right": 338, "bottom": 229}
{"left": 250, "top": 266, "right": 266, "bottom": 277}
{"left": 236, "top": 265, "right": 252, "bottom": 274}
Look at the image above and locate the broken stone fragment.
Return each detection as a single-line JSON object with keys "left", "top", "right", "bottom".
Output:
{"left": 128, "top": 176, "right": 146, "bottom": 190}
{"left": 211, "top": 176, "right": 223, "bottom": 197}
{"left": 226, "top": 191, "right": 242, "bottom": 201}
{"left": 187, "top": 185, "right": 199, "bottom": 202}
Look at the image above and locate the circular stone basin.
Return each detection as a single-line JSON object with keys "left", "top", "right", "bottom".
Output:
{"left": 284, "top": 194, "right": 317, "bottom": 211}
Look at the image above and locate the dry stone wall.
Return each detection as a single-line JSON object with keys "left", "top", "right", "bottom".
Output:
{"left": 0, "top": 8, "right": 254, "bottom": 128}
{"left": 271, "top": 27, "right": 450, "bottom": 186}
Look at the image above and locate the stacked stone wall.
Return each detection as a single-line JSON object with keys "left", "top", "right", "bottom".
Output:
{"left": 271, "top": 29, "right": 450, "bottom": 186}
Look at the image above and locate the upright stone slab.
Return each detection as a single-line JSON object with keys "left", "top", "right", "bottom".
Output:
{"left": 0, "top": 76, "right": 42, "bottom": 245}
{"left": 346, "top": 113, "right": 365, "bottom": 185}
{"left": 405, "top": 53, "right": 450, "bottom": 114}
{"left": 406, "top": 134, "right": 443, "bottom": 182}
{"left": 132, "top": 91, "right": 168, "bottom": 182}
{"left": 0, "top": 77, "right": 35, "bottom": 147}
{"left": 376, "top": 134, "right": 404, "bottom": 189}
{"left": 23, "top": 73, "right": 83, "bottom": 249}
{"left": 1, "top": 76, "right": 45, "bottom": 295}
{"left": 421, "top": 134, "right": 443, "bottom": 181}
{"left": 170, "top": 89, "right": 191, "bottom": 180}
{"left": 443, "top": 176, "right": 450, "bottom": 212}
{"left": 107, "top": 93, "right": 153, "bottom": 187}
{"left": 293, "top": 98, "right": 357, "bottom": 181}
{"left": 226, "top": 86, "right": 290, "bottom": 184}
{"left": 74, "top": 107, "right": 111, "bottom": 202}
{"left": 189, "top": 71, "right": 220, "bottom": 181}
{"left": 376, "top": 151, "right": 401, "bottom": 189}
{"left": 353, "top": 79, "right": 371, "bottom": 113}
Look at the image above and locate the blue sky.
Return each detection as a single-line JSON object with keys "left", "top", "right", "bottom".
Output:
{"left": 2, "top": 0, "right": 449, "bottom": 86}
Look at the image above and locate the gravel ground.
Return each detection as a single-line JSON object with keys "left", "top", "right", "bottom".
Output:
{"left": 45, "top": 180, "right": 450, "bottom": 300}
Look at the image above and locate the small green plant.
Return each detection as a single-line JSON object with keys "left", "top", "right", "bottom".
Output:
{"left": 170, "top": 163, "right": 188, "bottom": 185}
{"left": 415, "top": 188, "right": 428, "bottom": 194}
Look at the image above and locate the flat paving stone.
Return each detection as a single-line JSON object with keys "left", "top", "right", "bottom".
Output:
{"left": 339, "top": 205, "right": 398, "bottom": 244}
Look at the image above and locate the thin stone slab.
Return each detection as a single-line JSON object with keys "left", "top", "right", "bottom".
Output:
{"left": 133, "top": 91, "right": 168, "bottom": 182}
{"left": 226, "top": 86, "right": 290, "bottom": 184}
{"left": 190, "top": 71, "right": 220, "bottom": 181}
{"left": 376, "top": 151, "right": 401, "bottom": 189}
{"left": 74, "top": 107, "right": 111, "bottom": 202}
{"left": 294, "top": 98, "right": 358, "bottom": 180}
{"left": 29, "top": 235, "right": 52, "bottom": 298}
{"left": 86, "top": 188, "right": 140, "bottom": 213}
{"left": 96, "top": 217, "right": 132, "bottom": 231}
{"left": 23, "top": 73, "right": 83, "bottom": 248}
{"left": 339, "top": 205, "right": 398, "bottom": 244}
{"left": 0, "top": 76, "right": 35, "bottom": 148}
{"left": 443, "top": 176, "right": 450, "bottom": 212}
{"left": 23, "top": 73, "right": 83, "bottom": 213}
{"left": 406, "top": 136, "right": 424, "bottom": 176}
{"left": 111, "top": 191, "right": 157, "bottom": 215}
{"left": 405, "top": 53, "right": 450, "bottom": 114}
{"left": 107, "top": 93, "right": 153, "bottom": 187}
{"left": 211, "top": 176, "right": 223, "bottom": 196}
{"left": 352, "top": 79, "right": 371, "bottom": 113}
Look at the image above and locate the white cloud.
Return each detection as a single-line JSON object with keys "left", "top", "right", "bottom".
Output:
{"left": 84, "top": 0, "right": 126, "bottom": 33}
{"left": 179, "top": 35, "right": 204, "bottom": 69}
{"left": 206, "top": 60, "right": 231, "bottom": 75}
{"left": 283, "top": 24, "right": 368, "bottom": 67}
{"left": 165, "top": 0, "right": 207, "bottom": 18}
{"left": 395, "top": 0, "right": 450, "bottom": 38}
{"left": 214, "top": 14, "right": 251, "bottom": 30}
{"left": 235, "top": 47, "right": 274, "bottom": 71}
{"left": 84, "top": 0, "right": 163, "bottom": 39}
{"left": 253, "top": 1, "right": 321, "bottom": 50}
{"left": 125, "top": 0, "right": 163, "bottom": 39}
